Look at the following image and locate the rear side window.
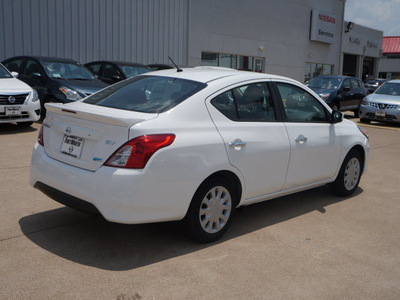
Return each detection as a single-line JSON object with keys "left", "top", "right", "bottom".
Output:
{"left": 211, "top": 83, "right": 277, "bottom": 122}
{"left": 84, "top": 75, "right": 207, "bottom": 113}
{"left": 86, "top": 63, "right": 102, "bottom": 75}
{"left": 3, "top": 59, "right": 24, "bottom": 72}
{"left": 350, "top": 78, "right": 361, "bottom": 89}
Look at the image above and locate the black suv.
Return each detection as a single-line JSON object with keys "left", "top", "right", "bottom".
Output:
{"left": 2, "top": 56, "right": 107, "bottom": 116}
{"left": 306, "top": 75, "right": 367, "bottom": 116}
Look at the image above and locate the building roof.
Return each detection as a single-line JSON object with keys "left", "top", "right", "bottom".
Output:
{"left": 382, "top": 36, "right": 400, "bottom": 54}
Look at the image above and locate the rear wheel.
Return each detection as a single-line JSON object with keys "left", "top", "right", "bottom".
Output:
{"left": 353, "top": 109, "right": 360, "bottom": 117}
{"left": 330, "top": 150, "right": 362, "bottom": 197}
{"left": 187, "top": 177, "right": 236, "bottom": 243}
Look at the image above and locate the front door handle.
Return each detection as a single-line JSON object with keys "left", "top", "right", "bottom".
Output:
{"left": 229, "top": 139, "right": 247, "bottom": 148}
{"left": 295, "top": 135, "right": 308, "bottom": 143}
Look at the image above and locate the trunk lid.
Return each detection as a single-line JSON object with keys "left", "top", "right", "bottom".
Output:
{"left": 43, "top": 102, "right": 158, "bottom": 171}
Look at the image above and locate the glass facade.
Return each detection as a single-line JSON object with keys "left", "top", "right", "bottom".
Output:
{"left": 201, "top": 52, "right": 263, "bottom": 72}
{"left": 305, "top": 63, "right": 333, "bottom": 82}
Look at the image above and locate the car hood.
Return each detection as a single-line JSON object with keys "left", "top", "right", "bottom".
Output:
{"left": 366, "top": 93, "right": 400, "bottom": 104}
{"left": 309, "top": 88, "right": 337, "bottom": 94}
{"left": 0, "top": 77, "right": 32, "bottom": 92}
{"left": 54, "top": 78, "right": 108, "bottom": 96}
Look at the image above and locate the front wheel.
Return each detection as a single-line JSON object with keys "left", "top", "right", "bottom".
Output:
{"left": 186, "top": 177, "right": 236, "bottom": 243}
{"left": 330, "top": 150, "right": 363, "bottom": 197}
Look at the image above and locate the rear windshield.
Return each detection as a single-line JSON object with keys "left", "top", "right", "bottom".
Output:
{"left": 83, "top": 75, "right": 207, "bottom": 113}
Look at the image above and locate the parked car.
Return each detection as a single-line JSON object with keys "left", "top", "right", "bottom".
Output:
{"left": 85, "top": 61, "right": 150, "bottom": 85}
{"left": 364, "top": 78, "right": 387, "bottom": 94}
{"left": 147, "top": 64, "right": 174, "bottom": 71}
{"left": 30, "top": 67, "right": 369, "bottom": 242}
{"left": 1, "top": 56, "right": 108, "bottom": 117}
{"left": 306, "top": 75, "right": 367, "bottom": 116}
{"left": 359, "top": 80, "right": 400, "bottom": 124}
{"left": 0, "top": 63, "right": 40, "bottom": 126}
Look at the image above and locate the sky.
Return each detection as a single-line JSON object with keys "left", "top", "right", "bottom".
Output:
{"left": 344, "top": 0, "right": 400, "bottom": 36}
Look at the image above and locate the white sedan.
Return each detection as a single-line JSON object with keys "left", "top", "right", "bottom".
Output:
{"left": 0, "top": 63, "right": 40, "bottom": 126}
{"left": 30, "top": 67, "right": 369, "bottom": 242}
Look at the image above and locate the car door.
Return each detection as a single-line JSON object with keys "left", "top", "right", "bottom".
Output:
{"left": 19, "top": 58, "right": 47, "bottom": 101}
{"left": 100, "top": 63, "right": 123, "bottom": 84}
{"left": 206, "top": 81, "right": 291, "bottom": 200}
{"left": 273, "top": 81, "right": 342, "bottom": 190}
{"left": 338, "top": 78, "right": 354, "bottom": 110}
{"left": 350, "top": 78, "right": 366, "bottom": 109}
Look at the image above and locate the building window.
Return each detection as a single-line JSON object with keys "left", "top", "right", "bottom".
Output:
{"left": 382, "top": 54, "right": 400, "bottom": 59}
{"left": 305, "top": 63, "right": 333, "bottom": 82}
{"left": 201, "top": 52, "right": 263, "bottom": 72}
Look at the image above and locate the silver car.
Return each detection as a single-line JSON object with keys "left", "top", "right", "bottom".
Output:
{"left": 359, "top": 80, "right": 400, "bottom": 124}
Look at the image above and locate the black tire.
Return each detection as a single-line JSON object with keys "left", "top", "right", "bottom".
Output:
{"left": 359, "top": 118, "right": 370, "bottom": 124}
{"left": 330, "top": 150, "right": 363, "bottom": 197}
{"left": 186, "top": 177, "right": 236, "bottom": 243}
{"left": 353, "top": 109, "right": 360, "bottom": 117}
{"left": 17, "top": 121, "right": 33, "bottom": 127}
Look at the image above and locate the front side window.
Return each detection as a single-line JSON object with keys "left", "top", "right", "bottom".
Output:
{"left": 211, "top": 83, "right": 276, "bottom": 122}
{"left": 276, "top": 83, "right": 328, "bottom": 123}
{"left": 23, "top": 59, "right": 42, "bottom": 77}
{"left": 343, "top": 79, "right": 351, "bottom": 90}
{"left": 84, "top": 75, "right": 207, "bottom": 113}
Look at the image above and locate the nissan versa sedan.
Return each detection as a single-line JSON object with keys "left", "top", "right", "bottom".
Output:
{"left": 30, "top": 67, "right": 370, "bottom": 242}
{"left": 359, "top": 80, "right": 400, "bottom": 124}
{"left": 0, "top": 63, "right": 40, "bottom": 126}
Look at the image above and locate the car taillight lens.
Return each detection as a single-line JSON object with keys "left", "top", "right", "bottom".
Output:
{"left": 38, "top": 124, "right": 44, "bottom": 146}
{"left": 105, "top": 134, "right": 176, "bottom": 169}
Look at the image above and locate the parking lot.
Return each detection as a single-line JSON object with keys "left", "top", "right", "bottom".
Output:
{"left": 1, "top": 117, "right": 400, "bottom": 300}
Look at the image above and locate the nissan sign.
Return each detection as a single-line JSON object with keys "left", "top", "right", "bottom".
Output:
{"left": 310, "top": 9, "right": 337, "bottom": 44}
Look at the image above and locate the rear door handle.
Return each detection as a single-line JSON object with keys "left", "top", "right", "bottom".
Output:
{"left": 229, "top": 139, "right": 247, "bottom": 148}
{"left": 295, "top": 135, "right": 308, "bottom": 143}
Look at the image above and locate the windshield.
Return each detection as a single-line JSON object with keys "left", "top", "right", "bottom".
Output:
{"left": 83, "top": 75, "right": 207, "bottom": 113}
{"left": 119, "top": 65, "right": 150, "bottom": 78}
{"left": 43, "top": 61, "right": 95, "bottom": 80}
{"left": 375, "top": 82, "right": 400, "bottom": 96}
{"left": 0, "top": 64, "right": 12, "bottom": 78}
{"left": 306, "top": 77, "right": 342, "bottom": 90}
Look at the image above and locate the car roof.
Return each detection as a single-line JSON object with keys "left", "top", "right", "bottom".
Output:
{"left": 85, "top": 61, "right": 149, "bottom": 68}
{"left": 144, "top": 66, "right": 293, "bottom": 84}
{"left": 313, "top": 75, "right": 355, "bottom": 80}
{"left": 387, "top": 80, "right": 400, "bottom": 83}
{"left": 2, "top": 55, "right": 79, "bottom": 64}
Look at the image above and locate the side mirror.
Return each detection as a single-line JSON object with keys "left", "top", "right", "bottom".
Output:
{"left": 111, "top": 75, "right": 121, "bottom": 81}
{"left": 32, "top": 72, "right": 43, "bottom": 80}
{"left": 331, "top": 110, "right": 343, "bottom": 124}
{"left": 11, "top": 71, "right": 19, "bottom": 77}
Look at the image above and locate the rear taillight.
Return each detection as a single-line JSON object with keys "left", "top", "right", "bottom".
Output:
{"left": 105, "top": 134, "right": 176, "bottom": 169}
{"left": 38, "top": 124, "right": 44, "bottom": 146}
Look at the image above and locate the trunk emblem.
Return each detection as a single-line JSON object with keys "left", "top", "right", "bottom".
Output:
{"left": 66, "top": 127, "right": 72, "bottom": 134}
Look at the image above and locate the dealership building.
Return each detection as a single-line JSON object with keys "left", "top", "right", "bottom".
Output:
{"left": 0, "top": 0, "right": 383, "bottom": 82}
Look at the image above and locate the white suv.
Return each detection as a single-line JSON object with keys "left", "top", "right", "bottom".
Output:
{"left": 0, "top": 63, "right": 40, "bottom": 126}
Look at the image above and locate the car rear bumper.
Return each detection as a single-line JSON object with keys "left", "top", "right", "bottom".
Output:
{"left": 30, "top": 143, "right": 196, "bottom": 224}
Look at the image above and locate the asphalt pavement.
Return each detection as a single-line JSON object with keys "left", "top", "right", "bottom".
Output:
{"left": 1, "top": 117, "right": 399, "bottom": 300}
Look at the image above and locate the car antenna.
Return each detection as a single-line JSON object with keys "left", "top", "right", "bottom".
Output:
{"left": 168, "top": 56, "right": 183, "bottom": 72}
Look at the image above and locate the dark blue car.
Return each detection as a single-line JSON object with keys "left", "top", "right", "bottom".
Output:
{"left": 306, "top": 75, "right": 367, "bottom": 117}
{"left": 1, "top": 56, "right": 108, "bottom": 117}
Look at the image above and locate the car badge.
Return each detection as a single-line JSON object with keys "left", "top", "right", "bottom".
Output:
{"left": 66, "top": 127, "right": 72, "bottom": 134}
{"left": 8, "top": 96, "right": 16, "bottom": 104}
{"left": 379, "top": 104, "right": 386, "bottom": 109}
